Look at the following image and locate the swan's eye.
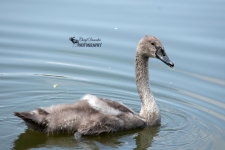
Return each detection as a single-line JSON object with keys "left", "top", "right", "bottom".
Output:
{"left": 151, "top": 42, "right": 155, "bottom": 46}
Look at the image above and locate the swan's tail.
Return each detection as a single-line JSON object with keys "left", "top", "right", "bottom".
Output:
{"left": 14, "top": 108, "right": 49, "bottom": 132}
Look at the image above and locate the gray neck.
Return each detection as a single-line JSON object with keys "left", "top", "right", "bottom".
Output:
{"left": 135, "top": 53, "right": 151, "bottom": 105}
{"left": 135, "top": 51, "right": 160, "bottom": 125}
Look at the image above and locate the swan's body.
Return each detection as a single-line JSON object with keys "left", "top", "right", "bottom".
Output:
{"left": 14, "top": 35, "right": 174, "bottom": 138}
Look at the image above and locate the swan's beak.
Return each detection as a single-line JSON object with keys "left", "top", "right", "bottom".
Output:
{"left": 156, "top": 47, "right": 174, "bottom": 68}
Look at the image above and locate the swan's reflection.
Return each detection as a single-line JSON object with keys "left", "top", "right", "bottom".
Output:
{"left": 13, "top": 125, "right": 159, "bottom": 150}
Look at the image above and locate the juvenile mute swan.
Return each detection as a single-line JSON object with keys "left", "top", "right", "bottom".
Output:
{"left": 14, "top": 35, "right": 174, "bottom": 139}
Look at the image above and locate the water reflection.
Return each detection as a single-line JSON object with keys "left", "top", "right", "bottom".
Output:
{"left": 13, "top": 126, "right": 160, "bottom": 149}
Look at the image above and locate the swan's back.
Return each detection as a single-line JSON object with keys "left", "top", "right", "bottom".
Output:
{"left": 15, "top": 94, "right": 145, "bottom": 135}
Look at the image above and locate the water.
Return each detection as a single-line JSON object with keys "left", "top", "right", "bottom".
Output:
{"left": 1, "top": 0, "right": 225, "bottom": 149}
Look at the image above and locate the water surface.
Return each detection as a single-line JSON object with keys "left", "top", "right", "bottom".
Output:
{"left": 1, "top": 0, "right": 225, "bottom": 149}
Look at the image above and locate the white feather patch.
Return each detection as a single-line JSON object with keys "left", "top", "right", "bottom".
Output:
{"left": 81, "top": 94, "right": 121, "bottom": 116}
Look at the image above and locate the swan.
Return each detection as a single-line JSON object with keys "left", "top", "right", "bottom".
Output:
{"left": 14, "top": 35, "right": 174, "bottom": 139}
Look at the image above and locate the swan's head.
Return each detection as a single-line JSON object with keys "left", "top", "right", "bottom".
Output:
{"left": 137, "top": 35, "right": 174, "bottom": 67}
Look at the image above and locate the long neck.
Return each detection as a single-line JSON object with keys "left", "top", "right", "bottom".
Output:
{"left": 135, "top": 51, "right": 160, "bottom": 125}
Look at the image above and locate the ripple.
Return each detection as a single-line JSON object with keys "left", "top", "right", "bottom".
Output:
{"left": 154, "top": 106, "right": 216, "bottom": 149}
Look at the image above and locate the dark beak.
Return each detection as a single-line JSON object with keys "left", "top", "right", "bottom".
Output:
{"left": 155, "top": 47, "right": 174, "bottom": 68}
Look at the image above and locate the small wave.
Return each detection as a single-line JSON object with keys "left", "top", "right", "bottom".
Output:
{"left": 153, "top": 106, "right": 218, "bottom": 149}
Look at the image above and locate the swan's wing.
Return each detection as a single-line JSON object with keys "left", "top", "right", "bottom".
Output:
{"left": 82, "top": 94, "right": 134, "bottom": 116}
{"left": 77, "top": 95, "right": 145, "bottom": 134}
{"left": 101, "top": 98, "right": 134, "bottom": 114}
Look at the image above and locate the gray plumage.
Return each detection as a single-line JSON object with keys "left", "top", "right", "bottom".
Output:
{"left": 14, "top": 35, "right": 174, "bottom": 137}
